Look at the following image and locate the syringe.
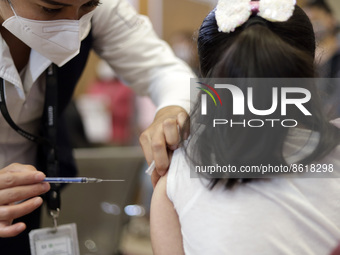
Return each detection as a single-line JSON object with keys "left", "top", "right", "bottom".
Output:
{"left": 43, "top": 177, "right": 125, "bottom": 183}
{"left": 145, "top": 160, "right": 155, "bottom": 176}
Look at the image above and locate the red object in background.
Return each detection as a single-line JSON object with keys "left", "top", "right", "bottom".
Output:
{"left": 87, "top": 78, "right": 135, "bottom": 145}
{"left": 331, "top": 244, "right": 340, "bottom": 255}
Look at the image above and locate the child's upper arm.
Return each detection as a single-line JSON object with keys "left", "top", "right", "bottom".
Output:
{"left": 150, "top": 173, "right": 185, "bottom": 255}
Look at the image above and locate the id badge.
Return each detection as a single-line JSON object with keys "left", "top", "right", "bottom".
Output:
{"left": 29, "top": 223, "right": 80, "bottom": 255}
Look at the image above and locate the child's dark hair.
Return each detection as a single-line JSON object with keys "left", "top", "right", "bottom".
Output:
{"left": 182, "top": 5, "right": 340, "bottom": 189}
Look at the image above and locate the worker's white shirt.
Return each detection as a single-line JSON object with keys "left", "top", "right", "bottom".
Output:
{"left": 0, "top": 0, "right": 195, "bottom": 168}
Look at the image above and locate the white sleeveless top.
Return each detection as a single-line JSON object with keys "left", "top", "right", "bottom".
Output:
{"left": 167, "top": 121, "right": 340, "bottom": 255}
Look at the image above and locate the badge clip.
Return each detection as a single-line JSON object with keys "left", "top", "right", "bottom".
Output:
{"left": 50, "top": 208, "right": 60, "bottom": 233}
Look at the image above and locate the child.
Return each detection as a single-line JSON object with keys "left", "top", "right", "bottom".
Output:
{"left": 151, "top": 1, "right": 340, "bottom": 254}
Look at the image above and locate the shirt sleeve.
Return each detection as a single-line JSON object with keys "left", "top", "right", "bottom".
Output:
{"left": 91, "top": 0, "right": 196, "bottom": 113}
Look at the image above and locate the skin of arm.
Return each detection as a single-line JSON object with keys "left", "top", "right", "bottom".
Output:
{"left": 150, "top": 173, "right": 185, "bottom": 255}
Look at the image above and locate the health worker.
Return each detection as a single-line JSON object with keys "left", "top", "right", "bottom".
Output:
{"left": 0, "top": 0, "right": 194, "bottom": 253}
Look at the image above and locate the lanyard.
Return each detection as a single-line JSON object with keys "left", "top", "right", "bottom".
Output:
{"left": 0, "top": 64, "right": 60, "bottom": 214}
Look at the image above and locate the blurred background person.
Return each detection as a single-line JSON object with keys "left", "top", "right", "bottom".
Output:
{"left": 304, "top": 0, "right": 340, "bottom": 117}
{"left": 77, "top": 60, "right": 137, "bottom": 146}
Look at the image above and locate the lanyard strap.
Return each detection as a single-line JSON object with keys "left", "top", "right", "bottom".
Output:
{"left": 43, "top": 64, "right": 60, "bottom": 213}
{"left": 0, "top": 64, "right": 60, "bottom": 212}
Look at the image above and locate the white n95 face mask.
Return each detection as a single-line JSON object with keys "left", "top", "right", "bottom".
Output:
{"left": 2, "top": 1, "right": 95, "bottom": 67}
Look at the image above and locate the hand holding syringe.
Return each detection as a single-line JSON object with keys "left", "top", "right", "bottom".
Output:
{"left": 43, "top": 177, "right": 125, "bottom": 183}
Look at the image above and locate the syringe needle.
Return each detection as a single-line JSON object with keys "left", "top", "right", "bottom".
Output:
{"left": 83, "top": 178, "right": 125, "bottom": 183}
{"left": 99, "top": 179, "right": 125, "bottom": 182}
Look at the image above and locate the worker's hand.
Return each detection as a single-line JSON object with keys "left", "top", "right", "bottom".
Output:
{"left": 0, "top": 164, "right": 50, "bottom": 237}
{"left": 139, "top": 106, "right": 189, "bottom": 187}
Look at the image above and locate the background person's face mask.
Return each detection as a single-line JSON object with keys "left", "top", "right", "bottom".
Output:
{"left": 2, "top": 1, "right": 95, "bottom": 67}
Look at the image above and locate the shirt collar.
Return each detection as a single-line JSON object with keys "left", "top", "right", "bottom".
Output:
{"left": 0, "top": 34, "right": 52, "bottom": 98}
{"left": 23, "top": 50, "right": 52, "bottom": 93}
{"left": 0, "top": 36, "right": 22, "bottom": 89}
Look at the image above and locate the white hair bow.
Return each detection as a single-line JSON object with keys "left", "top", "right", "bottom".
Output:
{"left": 216, "top": 0, "right": 296, "bottom": 33}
